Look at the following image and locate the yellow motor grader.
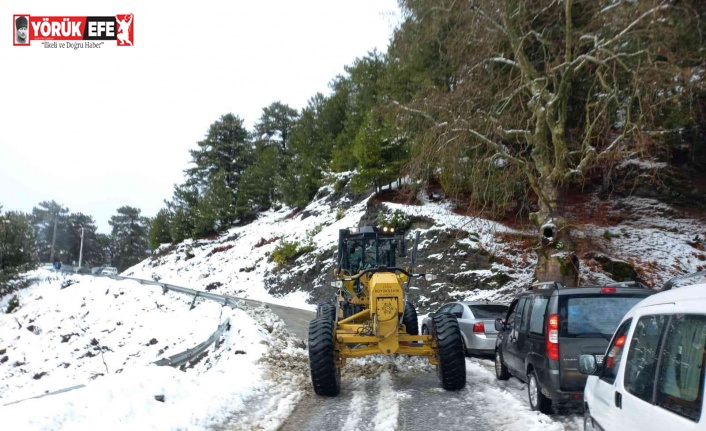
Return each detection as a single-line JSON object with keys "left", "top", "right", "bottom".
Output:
{"left": 308, "top": 226, "right": 466, "bottom": 396}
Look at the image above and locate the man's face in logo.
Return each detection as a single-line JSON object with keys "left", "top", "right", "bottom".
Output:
{"left": 16, "top": 24, "right": 28, "bottom": 41}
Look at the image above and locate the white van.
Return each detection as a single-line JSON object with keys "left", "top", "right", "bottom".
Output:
{"left": 101, "top": 267, "right": 118, "bottom": 276}
{"left": 580, "top": 271, "right": 706, "bottom": 431}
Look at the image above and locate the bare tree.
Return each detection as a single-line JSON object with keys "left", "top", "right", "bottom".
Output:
{"left": 395, "top": 0, "right": 703, "bottom": 284}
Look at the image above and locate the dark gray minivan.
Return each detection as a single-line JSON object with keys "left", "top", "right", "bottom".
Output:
{"left": 494, "top": 281, "right": 656, "bottom": 413}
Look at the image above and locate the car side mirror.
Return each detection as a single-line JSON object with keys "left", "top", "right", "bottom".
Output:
{"left": 578, "top": 354, "right": 599, "bottom": 375}
{"left": 495, "top": 318, "right": 505, "bottom": 332}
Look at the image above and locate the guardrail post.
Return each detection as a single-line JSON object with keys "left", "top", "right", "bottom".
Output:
{"left": 189, "top": 293, "right": 199, "bottom": 310}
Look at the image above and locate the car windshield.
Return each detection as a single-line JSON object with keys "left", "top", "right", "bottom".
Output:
{"left": 560, "top": 294, "right": 647, "bottom": 337}
{"left": 468, "top": 304, "right": 509, "bottom": 319}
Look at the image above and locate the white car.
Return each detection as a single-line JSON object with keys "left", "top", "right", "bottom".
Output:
{"left": 101, "top": 267, "right": 118, "bottom": 276}
{"left": 580, "top": 271, "right": 706, "bottom": 431}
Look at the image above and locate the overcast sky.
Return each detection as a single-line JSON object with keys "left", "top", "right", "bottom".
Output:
{"left": 0, "top": 0, "right": 399, "bottom": 233}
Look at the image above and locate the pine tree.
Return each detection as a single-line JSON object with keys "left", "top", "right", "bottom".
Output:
{"left": 351, "top": 108, "right": 405, "bottom": 193}
{"left": 109, "top": 206, "right": 149, "bottom": 271}
{"left": 0, "top": 208, "right": 36, "bottom": 296}
{"left": 254, "top": 102, "right": 299, "bottom": 151}
{"left": 237, "top": 143, "right": 284, "bottom": 214}
{"left": 63, "top": 213, "right": 101, "bottom": 267}
{"left": 186, "top": 114, "right": 252, "bottom": 193}
{"left": 31, "top": 200, "right": 69, "bottom": 263}
{"left": 149, "top": 209, "right": 172, "bottom": 250}
{"left": 166, "top": 183, "right": 199, "bottom": 243}
{"left": 193, "top": 170, "right": 238, "bottom": 237}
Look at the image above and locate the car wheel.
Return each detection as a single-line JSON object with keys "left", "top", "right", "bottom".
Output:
{"left": 527, "top": 370, "right": 552, "bottom": 414}
{"left": 584, "top": 412, "right": 597, "bottom": 431}
{"left": 495, "top": 349, "right": 510, "bottom": 380}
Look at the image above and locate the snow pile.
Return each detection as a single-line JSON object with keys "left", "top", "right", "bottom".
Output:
{"left": 0, "top": 270, "right": 306, "bottom": 430}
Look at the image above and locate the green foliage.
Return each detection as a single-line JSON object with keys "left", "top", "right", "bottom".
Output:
{"left": 237, "top": 144, "right": 283, "bottom": 215}
{"left": 254, "top": 101, "right": 299, "bottom": 150}
{"left": 194, "top": 170, "right": 238, "bottom": 237}
{"left": 31, "top": 200, "right": 69, "bottom": 263}
{"left": 109, "top": 206, "right": 149, "bottom": 271}
{"left": 333, "top": 178, "right": 348, "bottom": 193}
{"left": 149, "top": 209, "right": 172, "bottom": 250}
{"left": 336, "top": 207, "right": 346, "bottom": 220}
{"left": 270, "top": 239, "right": 315, "bottom": 266}
{"left": 0, "top": 209, "right": 37, "bottom": 297}
{"left": 351, "top": 108, "right": 407, "bottom": 193}
{"left": 186, "top": 113, "right": 251, "bottom": 191}
{"left": 28, "top": 201, "right": 109, "bottom": 267}
{"left": 377, "top": 209, "right": 411, "bottom": 231}
{"left": 167, "top": 183, "right": 199, "bottom": 243}
{"left": 5, "top": 295, "right": 19, "bottom": 314}
{"left": 63, "top": 213, "right": 102, "bottom": 266}
{"left": 306, "top": 224, "right": 324, "bottom": 239}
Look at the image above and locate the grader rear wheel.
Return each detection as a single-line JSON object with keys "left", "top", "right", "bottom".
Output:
{"left": 432, "top": 313, "right": 466, "bottom": 390}
{"left": 308, "top": 317, "right": 341, "bottom": 396}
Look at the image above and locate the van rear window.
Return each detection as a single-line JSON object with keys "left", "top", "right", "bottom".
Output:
{"left": 468, "top": 305, "right": 509, "bottom": 319}
{"left": 560, "top": 295, "right": 646, "bottom": 338}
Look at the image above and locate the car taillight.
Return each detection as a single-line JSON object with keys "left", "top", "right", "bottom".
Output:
{"left": 601, "top": 287, "right": 617, "bottom": 293}
{"left": 546, "top": 314, "right": 559, "bottom": 361}
{"left": 615, "top": 334, "right": 626, "bottom": 347}
{"left": 473, "top": 322, "right": 485, "bottom": 333}
{"left": 606, "top": 334, "right": 626, "bottom": 368}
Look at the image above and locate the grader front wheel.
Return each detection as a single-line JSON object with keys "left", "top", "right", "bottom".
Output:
{"left": 402, "top": 301, "right": 419, "bottom": 335}
{"left": 432, "top": 313, "right": 467, "bottom": 390}
{"left": 316, "top": 303, "right": 337, "bottom": 322}
{"left": 308, "top": 317, "right": 341, "bottom": 396}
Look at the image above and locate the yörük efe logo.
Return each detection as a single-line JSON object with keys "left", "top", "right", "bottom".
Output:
{"left": 13, "top": 14, "right": 133, "bottom": 48}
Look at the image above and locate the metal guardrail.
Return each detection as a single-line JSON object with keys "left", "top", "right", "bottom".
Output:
{"left": 103, "top": 275, "right": 241, "bottom": 366}
{"left": 152, "top": 318, "right": 231, "bottom": 367}
{"left": 108, "top": 275, "right": 242, "bottom": 309}
{"left": 3, "top": 384, "right": 87, "bottom": 406}
{"left": 2, "top": 274, "right": 239, "bottom": 406}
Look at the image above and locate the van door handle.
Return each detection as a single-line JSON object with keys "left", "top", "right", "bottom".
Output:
{"left": 615, "top": 391, "right": 622, "bottom": 409}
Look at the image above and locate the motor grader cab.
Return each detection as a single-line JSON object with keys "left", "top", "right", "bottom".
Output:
{"left": 308, "top": 226, "right": 467, "bottom": 396}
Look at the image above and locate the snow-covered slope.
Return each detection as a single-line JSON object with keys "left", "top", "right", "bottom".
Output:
{"left": 126, "top": 178, "right": 372, "bottom": 311}
{"left": 0, "top": 270, "right": 308, "bottom": 430}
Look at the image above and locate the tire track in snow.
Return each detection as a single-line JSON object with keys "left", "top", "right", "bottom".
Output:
{"left": 373, "top": 372, "right": 399, "bottom": 431}
{"left": 341, "top": 377, "right": 368, "bottom": 431}
{"left": 277, "top": 355, "right": 581, "bottom": 430}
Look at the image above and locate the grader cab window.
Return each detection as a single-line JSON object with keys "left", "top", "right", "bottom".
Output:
{"left": 347, "top": 240, "right": 364, "bottom": 272}
{"left": 344, "top": 234, "right": 396, "bottom": 272}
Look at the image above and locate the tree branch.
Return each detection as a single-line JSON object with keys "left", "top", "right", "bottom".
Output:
{"left": 599, "top": 3, "right": 671, "bottom": 49}
{"left": 449, "top": 127, "right": 528, "bottom": 168}
{"left": 485, "top": 57, "right": 520, "bottom": 68}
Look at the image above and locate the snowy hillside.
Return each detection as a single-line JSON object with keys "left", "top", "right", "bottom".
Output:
{"left": 126, "top": 177, "right": 705, "bottom": 310}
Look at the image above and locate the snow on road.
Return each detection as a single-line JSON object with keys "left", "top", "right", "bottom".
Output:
{"left": 279, "top": 353, "right": 581, "bottom": 431}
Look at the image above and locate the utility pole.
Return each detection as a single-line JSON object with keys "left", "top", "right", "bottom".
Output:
{"left": 78, "top": 227, "right": 85, "bottom": 269}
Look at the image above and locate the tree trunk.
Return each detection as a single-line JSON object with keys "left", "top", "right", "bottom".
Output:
{"left": 532, "top": 179, "right": 579, "bottom": 286}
